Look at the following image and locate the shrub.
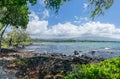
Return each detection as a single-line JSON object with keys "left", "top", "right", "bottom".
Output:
{"left": 65, "top": 56, "right": 120, "bottom": 79}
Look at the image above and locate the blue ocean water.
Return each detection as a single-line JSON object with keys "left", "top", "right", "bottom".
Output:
{"left": 23, "top": 42, "right": 120, "bottom": 58}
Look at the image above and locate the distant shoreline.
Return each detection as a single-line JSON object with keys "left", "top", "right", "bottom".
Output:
{"left": 32, "top": 39, "right": 120, "bottom": 43}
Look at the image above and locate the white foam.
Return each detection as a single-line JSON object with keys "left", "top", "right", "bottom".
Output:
{"left": 105, "top": 47, "right": 110, "bottom": 50}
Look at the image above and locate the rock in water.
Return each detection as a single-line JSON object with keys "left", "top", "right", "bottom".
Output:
{"left": 74, "top": 50, "right": 79, "bottom": 55}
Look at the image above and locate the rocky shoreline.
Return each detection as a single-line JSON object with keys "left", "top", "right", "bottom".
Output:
{"left": 0, "top": 49, "right": 105, "bottom": 79}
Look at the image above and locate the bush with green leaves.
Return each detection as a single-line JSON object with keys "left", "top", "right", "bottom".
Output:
{"left": 3, "top": 28, "right": 32, "bottom": 48}
{"left": 65, "top": 56, "right": 120, "bottom": 79}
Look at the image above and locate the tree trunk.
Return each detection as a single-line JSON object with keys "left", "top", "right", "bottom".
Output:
{"left": 0, "top": 39, "right": 1, "bottom": 52}
{"left": 0, "top": 24, "right": 8, "bottom": 52}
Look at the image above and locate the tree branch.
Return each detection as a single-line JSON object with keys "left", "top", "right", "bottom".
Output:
{"left": 0, "top": 24, "right": 8, "bottom": 38}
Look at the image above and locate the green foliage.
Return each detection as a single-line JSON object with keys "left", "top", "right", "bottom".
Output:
{"left": 88, "top": 0, "right": 114, "bottom": 19}
{"left": 44, "top": 0, "right": 70, "bottom": 13}
{"left": 0, "top": 23, "right": 4, "bottom": 30}
{"left": 0, "top": 0, "right": 68, "bottom": 27}
{"left": 0, "top": 0, "right": 37, "bottom": 28}
{"left": 44, "top": 0, "right": 114, "bottom": 18}
{"left": 14, "top": 58, "right": 29, "bottom": 66}
{"left": 0, "top": 0, "right": 37, "bottom": 50}
{"left": 5, "top": 28, "right": 31, "bottom": 46}
{"left": 65, "top": 56, "right": 120, "bottom": 79}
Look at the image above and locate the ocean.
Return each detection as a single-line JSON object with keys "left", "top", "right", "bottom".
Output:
{"left": 22, "top": 42, "right": 120, "bottom": 58}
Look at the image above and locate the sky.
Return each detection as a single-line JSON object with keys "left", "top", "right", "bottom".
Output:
{"left": 26, "top": 0, "right": 120, "bottom": 40}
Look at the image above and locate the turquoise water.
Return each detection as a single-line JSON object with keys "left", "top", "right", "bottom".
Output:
{"left": 23, "top": 42, "right": 120, "bottom": 58}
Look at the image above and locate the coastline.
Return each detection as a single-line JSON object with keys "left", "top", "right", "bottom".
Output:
{"left": 0, "top": 49, "right": 104, "bottom": 79}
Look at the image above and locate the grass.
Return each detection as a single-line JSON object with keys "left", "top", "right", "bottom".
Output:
{"left": 65, "top": 56, "right": 120, "bottom": 79}
{"left": 13, "top": 58, "right": 29, "bottom": 66}
{"left": 1, "top": 41, "right": 32, "bottom": 48}
{"left": 2, "top": 43, "right": 9, "bottom": 48}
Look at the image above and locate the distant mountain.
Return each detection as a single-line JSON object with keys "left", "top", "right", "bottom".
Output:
{"left": 72, "top": 35, "right": 120, "bottom": 41}
{"left": 32, "top": 37, "right": 120, "bottom": 42}
{"left": 32, "top": 34, "right": 120, "bottom": 42}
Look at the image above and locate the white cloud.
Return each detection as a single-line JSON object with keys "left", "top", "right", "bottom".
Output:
{"left": 27, "top": 13, "right": 120, "bottom": 40}
{"left": 74, "top": 16, "right": 79, "bottom": 20}
{"left": 83, "top": 3, "right": 89, "bottom": 9}
{"left": 29, "top": 12, "right": 39, "bottom": 21}
{"left": 27, "top": 13, "right": 48, "bottom": 38}
{"left": 74, "top": 16, "right": 88, "bottom": 24}
{"left": 42, "top": 9, "right": 49, "bottom": 19}
{"left": 46, "top": 22, "right": 79, "bottom": 36}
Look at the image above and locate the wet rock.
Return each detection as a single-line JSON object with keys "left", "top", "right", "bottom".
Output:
{"left": 5, "top": 53, "right": 105, "bottom": 79}
{"left": 1, "top": 48, "right": 17, "bottom": 53}
{"left": 91, "top": 58, "right": 104, "bottom": 63}
{"left": 72, "top": 57, "right": 89, "bottom": 64}
{"left": 38, "top": 58, "right": 72, "bottom": 78}
{"left": 89, "top": 50, "right": 97, "bottom": 55}
{"left": 8, "top": 55, "right": 73, "bottom": 79}
{"left": 50, "top": 59, "right": 72, "bottom": 75}
{"left": 74, "top": 50, "right": 79, "bottom": 55}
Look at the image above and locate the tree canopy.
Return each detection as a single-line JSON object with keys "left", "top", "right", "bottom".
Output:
{"left": 44, "top": 0, "right": 70, "bottom": 13}
{"left": 7, "top": 28, "right": 31, "bottom": 46}
{"left": 0, "top": 0, "right": 37, "bottom": 29}
{"left": 88, "top": 0, "right": 114, "bottom": 18}
{"left": 0, "top": 0, "right": 37, "bottom": 50}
